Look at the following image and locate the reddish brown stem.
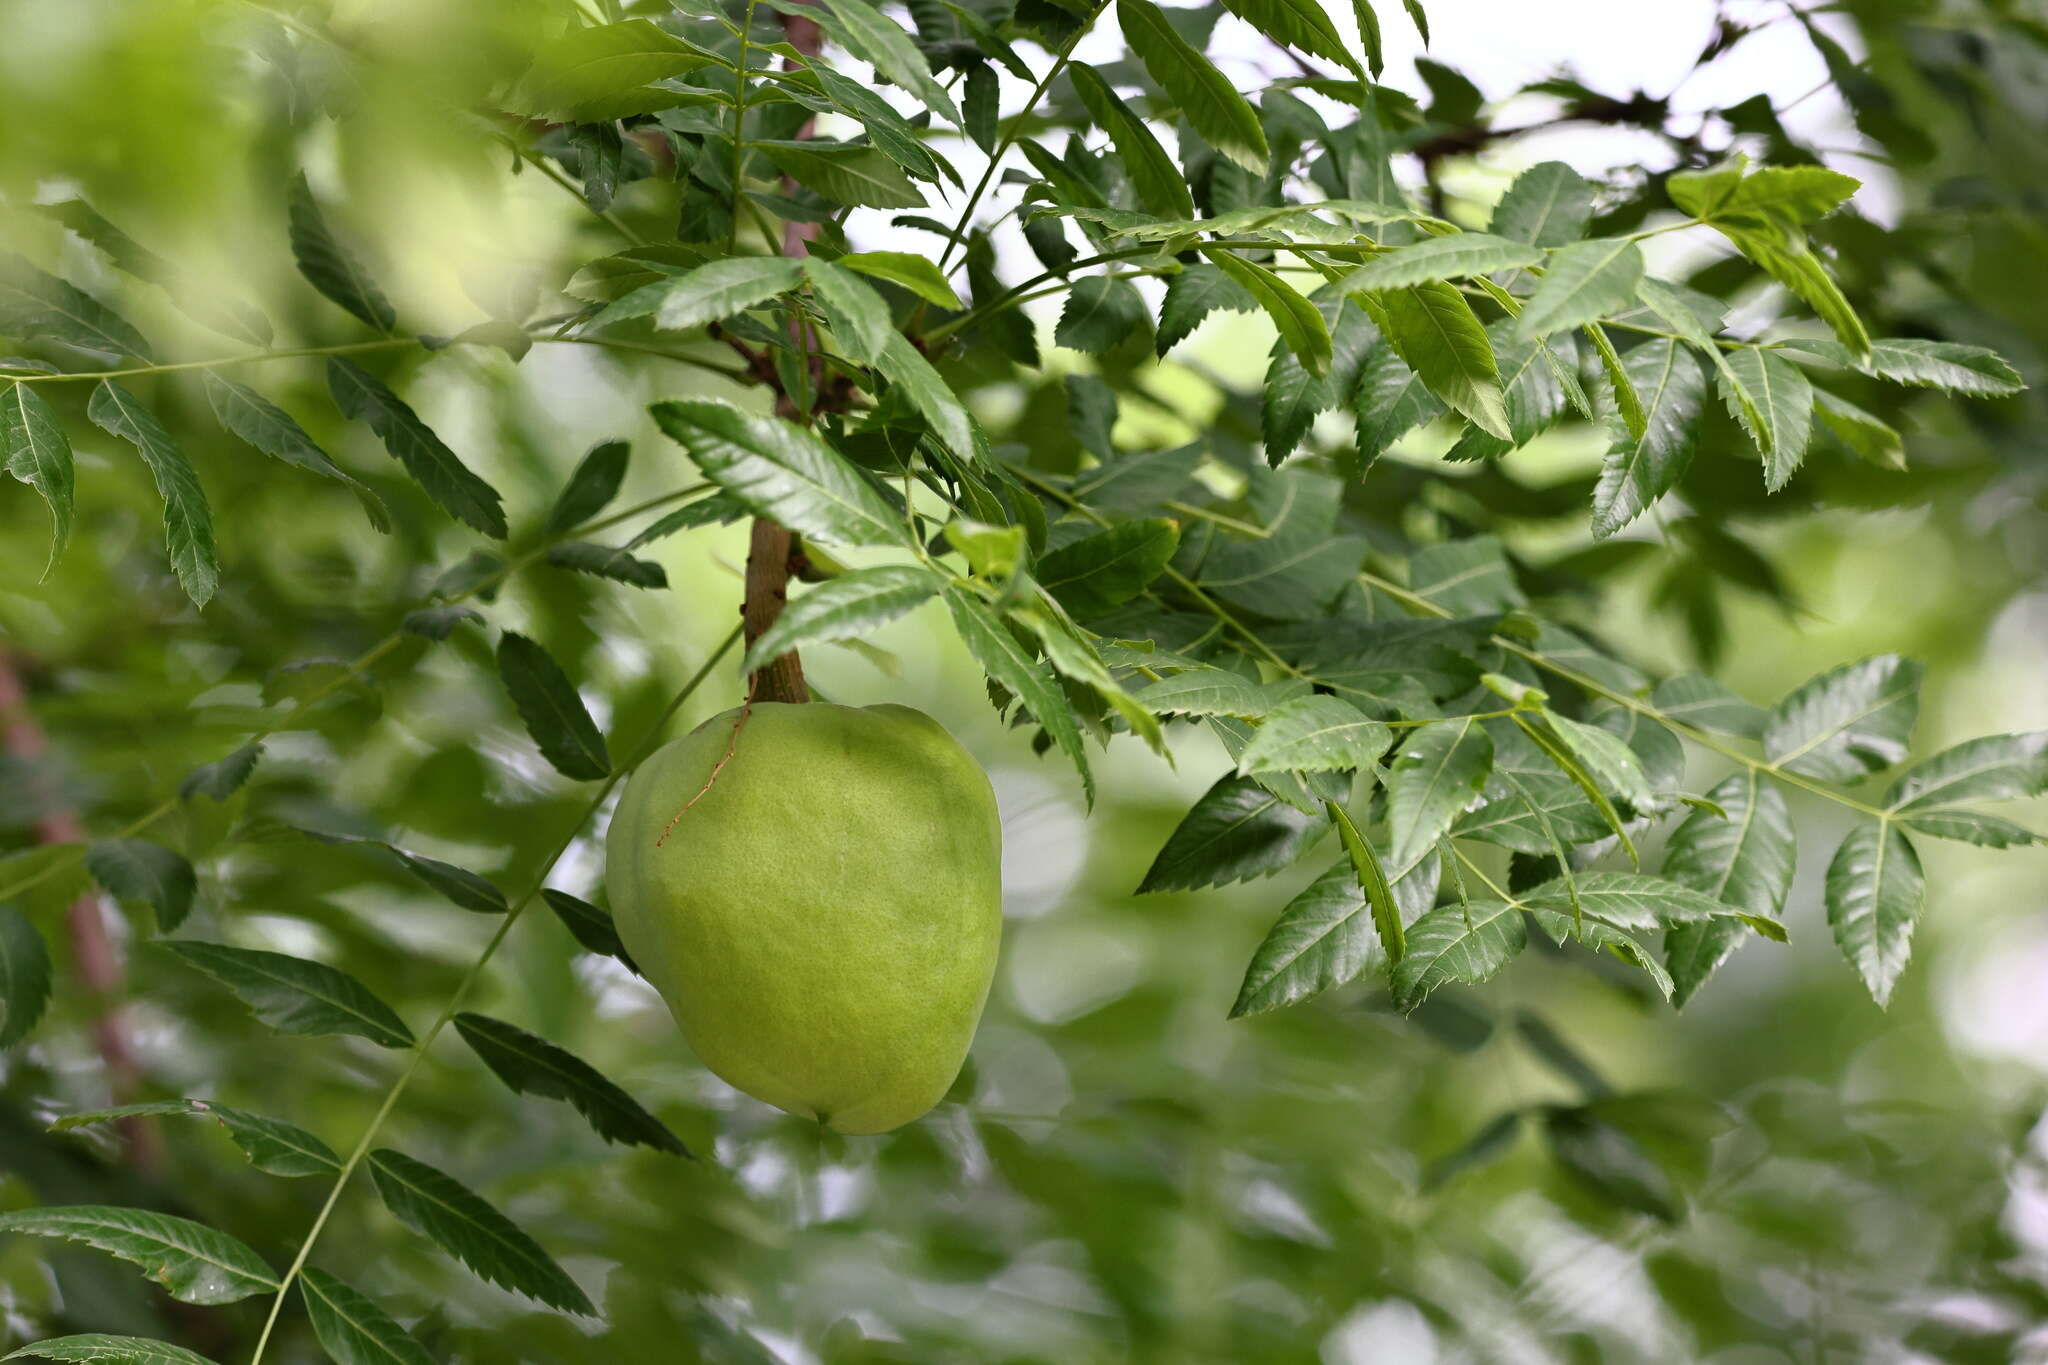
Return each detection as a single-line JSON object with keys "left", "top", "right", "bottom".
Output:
{"left": 0, "top": 653, "right": 162, "bottom": 1171}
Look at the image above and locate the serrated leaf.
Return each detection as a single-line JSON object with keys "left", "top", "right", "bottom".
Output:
{"left": 161, "top": 940, "right": 413, "bottom": 1048}
{"left": 1516, "top": 239, "right": 1644, "bottom": 339}
{"left": 803, "top": 260, "right": 893, "bottom": 365}
{"left": 365, "top": 1148, "right": 593, "bottom": 1315}
{"left": 1236, "top": 697, "right": 1391, "bottom": 774}
{"left": 86, "top": 381, "right": 218, "bottom": 607}
{"left": 1887, "top": 732, "right": 2048, "bottom": 811}
{"left": 945, "top": 585, "right": 1092, "bottom": 799}
{"left": 1069, "top": 63, "right": 1193, "bottom": 220}
{"left": 0, "top": 905, "right": 52, "bottom": 1049}
{"left": 1650, "top": 674, "right": 1765, "bottom": 739}
{"left": 1825, "top": 821, "right": 1924, "bottom": 1007}
{"left": 85, "top": 839, "right": 196, "bottom": 933}
{"left": 1329, "top": 799, "right": 1403, "bottom": 960}
{"left": 810, "top": 63, "right": 949, "bottom": 184}
{"left": 1117, "top": 0, "right": 1269, "bottom": 172}
{"left": 1718, "top": 347, "right": 1813, "bottom": 488}
{"left": 497, "top": 632, "right": 609, "bottom": 781}
{"left": 204, "top": 375, "right": 389, "bottom": 532}
{"left": 1662, "top": 771, "right": 1795, "bottom": 1005}
{"left": 592, "top": 255, "right": 803, "bottom": 332}
{"left": 1138, "top": 774, "right": 1319, "bottom": 893}
{"left": 3, "top": 1333, "right": 219, "bottom": 1363}
{"left": 1133, "top": 667, "right": 1288, "bottom": 720}
{"left": 540, "top": 889, "right": 640, "bottom": 974}
{"left": 1207, "top": 252, "right": 1331, "bottom": 378}
{"left": 1036, "top": 518, "right": 1179, "bottom": 618}
{"left": 756, "top": 141, "right": 926, "bottom": 209}
{"left": 650, "top": 398, "right": 909, "bottom": 548}
{"left": 1391, "top": 900, "right": 1525, "bottom": 1010}
{"left": 287, "top": 176, "right": 395, "bottom": 332}
{"left": 326, "top": 359, "right": 507, "bottom": 538}
{"left": 1896, "top": 809, "right": 2039, "bottom": 847}
{"left": 1356, "top": 282, "right": 1510, "bottom": 439}
{"left": 1764, "top": 654, "right": 1921, "bottom": 782}
{"left": 0, "top": 1207, "right": 276, "bottom": 1305}
{"left": 391, "top": 849, "right": 507, "bottom": 915}
{"left": 1348, "top": 233, "right": 1545, "bottom": 292}
{"left": 543, "top": 440, "right": 629, "bottom": 534}
{"left": 817, "top": 0, "right": 962, "bottom": 125}
{"left": 872, "top": 332, "right": 976, "bottom": 459}
{"left": 545, "top": 541, "right": 667, "bottom": 589}
{"left": 52, "top": 1100, "right": 340, "bottom": 1177}
{"left": 453, "top": 1013, "right": 687, "bottom": 1154}
{"left": 1353, "top": 342, "right": 1444, "bottom": 467}
{"left": 0, "top": 255, "right": 154, "bottom": 359}
{"left": 1055, "top": 274, "right": 1150, "bottom": 354}
{"left": 1490, "top": 161, "right": 1594, "bottom": 248}
{"left": 1387, "top": 718, "right": 1493, "bottom": 867}
{"left": 742, "top": 564, "right": 940, "bottom": 674}
{"left": 1230, "top": 859, "right": 1384, "bottom": 1017}
{"left": 1591, "top": 337, "right": 1707, "bottom": 536}
{"left": 514, "top": 19, "right": 718, "bottom": 122}
{"left": 2, "top": 380, "right": 74, "bottom": 575}
{"left": 1220, "top": 0, "right": 1358, "bottom": 71}
{"left": 836, "top": 251, "right": 963, "bottom": 310}
{"left": 1156, "top": 262, "right": 1258, "bottom": 354}
{"left": 1517, "top": 870, "right": 1782, "bottom": 937}
{"left": 300, "top": 1268, "right": 437, "bottom": 1365}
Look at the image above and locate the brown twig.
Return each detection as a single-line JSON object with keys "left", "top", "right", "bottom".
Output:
{"left": 0, "top": 652, "right": 162, "bottom": 1171}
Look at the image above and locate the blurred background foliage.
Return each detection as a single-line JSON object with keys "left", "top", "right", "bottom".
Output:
{"left": 0, "top": 0, "right": 2045, "bottom": 1361}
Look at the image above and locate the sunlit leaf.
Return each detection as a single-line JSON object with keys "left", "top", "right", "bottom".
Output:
{"left": 0, "top": 1207, "right": 276, "bottom": 1305}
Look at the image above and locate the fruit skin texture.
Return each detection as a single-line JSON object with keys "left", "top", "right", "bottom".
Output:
{"left": 606, "top": 701, "right": 1002, "bottom": 1135}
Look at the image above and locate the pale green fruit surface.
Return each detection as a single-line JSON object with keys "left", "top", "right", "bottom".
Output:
{"left": 606, "top": 701, "right": 1002, "bottom": 1135}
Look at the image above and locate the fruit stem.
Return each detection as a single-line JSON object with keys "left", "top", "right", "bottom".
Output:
{"left": 743, "top": 519, "right": 810, "bottom": 703}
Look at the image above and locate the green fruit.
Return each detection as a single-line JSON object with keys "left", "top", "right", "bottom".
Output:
{"left": 605, "top": 701, "right": 1002, "bottom": 1135}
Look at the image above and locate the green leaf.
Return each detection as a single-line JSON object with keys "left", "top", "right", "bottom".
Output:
{"left": 1036, "top": 518, "right": 1179, "bottom": 618}
{"left": 1117, "top": 0, "right": 1269, "bottom": 172}
{"left": 204, "top": 375, "right": 390, "bottom": 532}
{"left": 742, "top": 564, "right": 941, "bottom": 675}
{"left": 1356, "top": 282, "right": 1510, "bottom": 440}
{"left": 1490, "top": 161, "right": 1595, "bottom": 248}
{"left": 0, "top": 255, "right": 154, "bottom": 359}
{"left": 1230, "top": 859, "right": 1385, "bottom": 1017}
{"left": 52, "top": 1100, "right": 340, "bottom": 1177}
{"left": 1236, "top": 697, "right": 1391, "bottom": 774}
{"left": 592, "top": 255, "right": 804, "bottom": 331}
{"left": 1887, "top": 732, "right": 2048, "bottom": 811}
{"left": 1582, "top": 321, "right": 1644, "bottom": 442}
{"left": 1407, "top": 535, "right": 1521, "bottom": 614}
{"left": 1512, "top": 713, "right": 1640, "bottom": 866}
{"left": 453, "top": 1012, "right": 687, "bottom": 1154}
{"left": 0, "top": 905, "right": 52, "bottom": 1049}
{"left": 1206, "top": 252, "right": 1331, "bottom": 378}
{"left": 1156, "top": 262, "right": 1258, "bottom": 354}
{"left": 1353, "top": 342, "right": 1444, "bottom": 466}
{"left": 1387, "top": 718, "right": 1493, "bottom": 868}
{"left": 1133, "top": 667, "right": 1290, "bottom": 720}
{"left": 755, "top": 141, "right": 926, "bottom": 209}
{"left": 836, "top": 251, "right": 964, "bottom": 310}
{"left": 1329, "top": 799, "right": 1403, "bottom": 961}
{"left": 1517, "top": 871, "right": 1781, "bottom": 937}
{"left": 86, "top": 381, "right": 218, "bottom": 607}
{"left": 1896, "top": 809, "right": 2039, "bottom": 848}
{"left": 1055, "top": 275, "right": 1150, "bottom": 354}
{"left": 1662, "top": 771, "right": 1796, "bottom": 1006}
{"left": 160, "top": 940, "right": 413, "bottom": 1048}
{"left": 1825, "top": 821, "right": 1924, "bottom": 1007}
{"left": 803, "top": 260, "right": 893, "bottom": 364}
{"left": 402, "top": 606, "right": 483, "bottom": 641}
{"left": 390, "top": 848, "right": 507, "bottom": 916}
{"left": 326, "top": 359, "right": 507, "bottom": 538}
{"left": 1138, "top": 774, "right": 1320, "bottom": 893}
{"left": 1781, "top": 336, "right": 2026, "bottom": 396}
{"left": 872, "top": 332, "right": 976, "bottom": 459}
{"left": 945, "top": 585, "right": 1092, "bottom": 799}
{"left": 514, "top": 19, "right": 719, "bottom": 121}
{"left": 496, "top": 632, "right": 609, "bottom": 782}
{"left": 1069, "top": 64, "right": 1193, "bottom": 220}
{"left": 543, "top": 440, "right": 630, "bottom": 534}
{"left": 367, "top": 1148, "right": 593, "bottom": 1314}
{"left": 300, "top": 1268, "right": 437, "bottom": 1365}
{"left": 2, "top": 380, "right": 74, "bottom": 575}
{"left": 287, "top": 175, "right": 395, "bottom": 332}
{"left": 808, "top": 62, "right": 947, "bottom": 184}
{"left": 1347, "top": 233, "right": 1545, "bottom": 292}
{"left": 1650, "top": 674, "right": 1765, "bottom": 739}
{"left": 1814, "top": 389, "right": 1904, "bottom": 469}
{"left": 540, "top": 889, "right": 640, "bottom": 974}
{"left": 1717, "top": 348, "right": 1813, "bottom": 489}
{"left": 1391, "top": 900, "right": 1525, "bottom": 1011}
{"left": 85, "top": 839, "right": 196, "bottom": 934}
{"left": 1516, "top": 239, "right": 1644, "bottom": 339}
{"left": 1591, "top": 338, "right": 1707, "bottom": 537}
{"left": 544, "top": 541, "right": 667, "bottom": 589}
{"left": 1220, "top": 0, "right": 1358, "bottom": 71}
{"left": 3, "top": 1334, "right": 219, "bottom": 1363}
{"left": 651, "top": 398, "right": 910, "bottom": 548}
{"left": 1765, "top": 654, "right": 1921, "bottom": 782}
{"left": 816, "top": 0, "right": 963, "bottom": 125}
{"left": 0, "top": 1207, "right": 276, "bottom": 1306}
